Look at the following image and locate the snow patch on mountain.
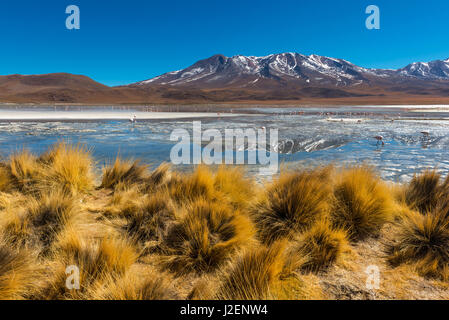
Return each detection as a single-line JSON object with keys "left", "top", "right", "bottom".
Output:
{"left": 131, "top": 53, "right": 449, "bottom": 88}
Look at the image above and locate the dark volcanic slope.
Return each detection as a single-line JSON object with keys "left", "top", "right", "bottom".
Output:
{"left": 0, "top": 73, "right": 155, "bottom": 104}
{"left": 0, "top": 73, "right": 107, "bottom": 92}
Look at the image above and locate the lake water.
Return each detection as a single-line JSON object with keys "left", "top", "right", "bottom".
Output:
{"left": 1, "top": 105, "right": 449, "bottom": 182}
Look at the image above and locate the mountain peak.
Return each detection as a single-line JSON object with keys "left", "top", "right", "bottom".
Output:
{"left": 130, "top": 53, "right": 449, "bottom": 89}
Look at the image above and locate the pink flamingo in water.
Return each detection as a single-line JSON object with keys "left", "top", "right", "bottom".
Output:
{"left": 374, "top": 135, "right": 384, "bottom": 146}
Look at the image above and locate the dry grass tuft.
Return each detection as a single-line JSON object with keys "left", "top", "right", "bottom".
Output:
{"left": 145, "top": 163, "right": 171, "bottom": 191}
{"left": 286, "top": 220, "right": 348, "bottom": 272}
{"left": 167, "top": 166, "right": 217, "bottom": 204}
{"left": 213, "top": 166, "right": 255, "bottom": 210}
{"left": 0, "top": 190, "right": 79, "bottom": 252}
{"left": 214, "top": 242, "right": 286, "bottom": 300}
{"left": 28, "top": 190, "right": 78, "bottom": 252}
{"left": 125, "top": 191, "right": 176, "bottom": 247}
{"left": 9, "top": 150, "right": 39, "bottom": 192}
{"left": 102, "top": 186, "right": 143, "bottom": 218}
{"left": 0, "top": 198, "right": 32, "bottom": 248}
{"left": 39, "top": 230, "right": 138, "bottom": 299}
{"left": 331, "top": 166, "right": 393, "bottom": 241}
{"left": 101, "top": 158, "right": 148, "bottom": 189}
{"left": 39, "top": 142, "right": 94, "bottom": 195}
{"left": 0, "top": 165, "right": 12, "bottom": 192}
{"left": 88, "top": 270, "right": 178, "bottom": 300}
{"left": 161, "top": 199, "right": 255, "bottom": 275}
{"left": 252, "top": 167, "right": 332, "bottom": 244}
{"left": 0, "top": 235, "right": 39, "bottom": 299}
{"left": 388, "top": 207, "right": 449, "bottom": 280}
{"left": 405, "top": 170, "right": 449, "bottom": 214}
{"left": 1, "top": 143, "right": 449, "bottom": 300}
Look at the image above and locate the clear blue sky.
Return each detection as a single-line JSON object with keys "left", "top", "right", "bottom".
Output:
{"left": 1, "top": 0, "right": 448, "bottom": 86}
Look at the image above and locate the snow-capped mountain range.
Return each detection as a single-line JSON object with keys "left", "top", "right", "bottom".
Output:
{"left": 130, "top": 53, "right": 449, "bottom": 89}
{"left": 2, "top": 53, "right": 449, "bottom": 104}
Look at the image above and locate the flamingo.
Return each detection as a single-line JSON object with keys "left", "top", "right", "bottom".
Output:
{"left": 374, "top": 135, "right": 385, "bottom": 146}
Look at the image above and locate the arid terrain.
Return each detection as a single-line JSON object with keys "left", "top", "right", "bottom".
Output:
{"left": 1, "top": 53, "right": 449, "bottom": 105}
{"left": 0, "top": 142, "right": 448, "bottom": 300}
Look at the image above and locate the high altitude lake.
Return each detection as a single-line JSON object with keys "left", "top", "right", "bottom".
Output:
{"left": 1, "top": 105, "right": 449, "bottom": 182}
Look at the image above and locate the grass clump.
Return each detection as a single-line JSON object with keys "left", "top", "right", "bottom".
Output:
{"left": 5, "top": 143, "right": 93, "bottom": 195}
{"left": 287, "top": 219, "right": 348, "bottom": 272}
{"left": 166, "top": 166, "right": 254, "bottom": 211}
{"left": 102, "top": 186, "right": 143, "bottom": 218}
{"left": 167, "top": 166, "right": 217, "bottom": 204}
{"left": 213, "top": 166, "right": 255, "bottom": 210}
{"left": 0, "top": 198, "right": 32, "bottom": 248}
{"left": 252, "top": 167, "right": 332, "bottom": 244}
{"left": 9, "top": 150, "right": 39, "bottom": 192}
{"left": 125, "top": 191, "right": 176, "bottom": 246}
{"left": 39, "top": 230, "right": 137, "bottom": 299}
{"left": 0, "top": 165, "right": 13, "bottom": 192}
{"left": 101, "top": 158, "right": 149, "bottom": 189}
{"left": 1, "top": 189, "right": 79, "bottom": 253}
{"left": 28, "top": 190, "right": 78, "bottom": 251}
{"left": 146, "top": 163, "right": 171, "bottom": 191}
{"left": 214, "top": 242, "right": 286, "bottom": 300}
{"left": 88, "top": 270, "right": 178, "bottom": 300}
{"left": 3, "top": 143, "right": 449, "bottom": 300}
{"left": 405, "top": 170, "right": 449, "bottom": 214}
{"left": 388, "top": 206, "right": 449, "bottom": 280}
{"left": 0, "top": 236, "right": 39, "bottom": 299}
{"left": 161, "top": 199, "right": 255, "bottom": 275}
{"left": 331, "top": 166, "right": 393, "bottom": 241}
{"left": 39, "top": 142, "right": 93, "bottom": 195}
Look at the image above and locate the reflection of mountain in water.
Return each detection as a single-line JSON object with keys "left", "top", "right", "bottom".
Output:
{"left": 274, "top": 137, "right": 351, "bottom": 154}
{"left": 199, "top": 136, "right": 351, "bottom": 154}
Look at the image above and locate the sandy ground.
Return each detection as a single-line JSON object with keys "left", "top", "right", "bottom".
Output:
{"left": 0, "top": 110, "right": 249, "bottom": 121}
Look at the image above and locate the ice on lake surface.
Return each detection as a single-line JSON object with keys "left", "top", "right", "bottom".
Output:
{"left": 1, "top": 105, "right": 449, "bottom": 182}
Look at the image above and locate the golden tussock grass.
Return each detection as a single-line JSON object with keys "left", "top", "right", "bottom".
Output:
{"left": 102, "top": 186, "right": 143, "bottom": 218}
{"left": 124, "top": 190, "right": 177, "bottom": 248}
{"left": 0, "top": 234, "right": 42, "bottom": 300}
{"left": 213, "top": 166, "right": 256, "bottom": 210}
{"left": 213, "top": 241, "right": 286, "bottom": 300}
{"left": 38, "top": 142, "right": 94, "bottom": 195}
{"left": 101, "top": 158, "right": 149, "bottom": 189}
{"left": 87, "top": 268, "right": 178, "bottom": 300}
{"left": 405, "top": 170, "right": 449, "bottom": 214}
{"left": 0, "top": 165, "right": 12, "bottom": 192}
{"left": 286, "top": 219, "right": 348, "bottom": 272}
{"left": 1, "top": 142, "right": 449, "bottom": 300}
{"left": 252, "top": 167, "right": 332, "bottom": 244}
{"left": 0, "top": 196, "right": 32, "bottom": 248}
{"left": 203, "top": 240, "right": 321, "bottom": 300}
{"left": 331, "top": 166, "right": 393, "bottom": 241}
{"left": 388, "top": 206, "right": 449, "bottom": 280}
{"left": 9, "top": 149, "right": 39, "bottom": 192}
{"left": 167, "top": 166, "right": 218, "bottom": 204}
{"left": 6, "top": 142, "right": 93, "bottom": 196}
{"left": 0, "top": 189, "right": 82, "bottom": 254}
{"left": 160, "top": 199, "right": 255, "bottom": 275}
{"left": 146, "top": 163, "right": 171, "bottom": 191}
{"left": 38, "top": 229, "right": 138, "bottom": 299}
{"left": 27, "top": 190, "right": 79, "bottom": 253}
{"left": 166, "top": 165, "right": 255, "bottom": 217}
